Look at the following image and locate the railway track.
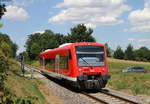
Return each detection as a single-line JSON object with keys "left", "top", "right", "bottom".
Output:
{"left": 24, "top": 65, "right": 144, "bottom": 104}
{"left": 82, "top": 90, "right": 142, "bottom": 104}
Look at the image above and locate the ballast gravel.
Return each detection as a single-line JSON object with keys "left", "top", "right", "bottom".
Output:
{"left": 44, "top": 79, "right": 98, "bottom": 104}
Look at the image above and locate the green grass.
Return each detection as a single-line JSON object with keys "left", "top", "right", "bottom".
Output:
{"left": 26, "top": 60, "right": 40, "bottom": 67}
{"left": 5, "top": 60, "right": 48, "bottom": 104}
{"left": 108, "top": 61, "right": 150, "bottom": 71}
{"left": 25, "top": 82, "right": 46, "bottom": 104}
{"left": 108, "top": 59, "right": 150, "bottom": 95}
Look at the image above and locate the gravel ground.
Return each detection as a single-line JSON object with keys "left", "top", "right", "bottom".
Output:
{"left": 43, "top": 78, "right": 99, "bottom": 104}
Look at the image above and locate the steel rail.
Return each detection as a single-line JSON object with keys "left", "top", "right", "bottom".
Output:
{"left": 100, "top": 90, "right": 140, "bottom": 104}
{"left": 82, "top": 92, "right": 108, "bottom": 104}
{"left": 82, "top": 91, "right": 140, "bottom": 104}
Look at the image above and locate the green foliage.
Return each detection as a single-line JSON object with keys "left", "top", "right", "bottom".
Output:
{"left": 0, "top": 4, "right": 7, "bottom": 19}
{"left": 25, "top": 24, "right": 96, "bottom": 60}
{"left": 13, "top": 96, "right": 37, "bottom": 104}
{"left": 113, "top": 46, "right": 124, "bottom": 59}
{"left": 124, "top": 44, "right": 135, "bottom": 60}
{"left": 25, "top": 30, "right": 61, "bottom": 60}
{"left": 0, "top": 51, "right": 12, "bottom": 104}
{"left": 105, "top": 43, "right": 112, "bottom": 57}
{"left": 0, "top": 42, "right": 12, "bottom": 57}
{"left": 0, "top": 51, "right": 8, "bottom": 90}
{"left": 0, "top": 33, "right": 18, "bottom": 58}
{"left": 19, "top": 51, "right": 30, "bottom": 63}
{"left": 113, "top": 45, "right": 150, "bottom": 62}
{"left": 134, "top": 47, "right": 150, "bottom": 62}
{"left": 67, "top": 24, "right": 96, "bottom": 42}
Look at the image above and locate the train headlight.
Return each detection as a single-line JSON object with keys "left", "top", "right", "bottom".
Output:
{"left": 79, "top": 68, "right": 82, "bottom": 72}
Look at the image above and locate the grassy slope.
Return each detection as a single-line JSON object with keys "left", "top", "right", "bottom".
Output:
{"left": 7, "top": 59, "right": 63, "bottom": 104}
{"left": 5, "top": 59, "right": 48, "bottom": 104}
{"left": 107, "top": 58, "right": 150, "bottom": 96}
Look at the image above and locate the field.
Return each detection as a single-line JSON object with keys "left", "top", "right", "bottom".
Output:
{"left": 107, "top": 58, "right": 150, "bottom": 96}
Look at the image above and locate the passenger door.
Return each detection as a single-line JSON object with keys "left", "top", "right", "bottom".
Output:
{"left": 55, "top": 54, "right": 60, "bottom": 77}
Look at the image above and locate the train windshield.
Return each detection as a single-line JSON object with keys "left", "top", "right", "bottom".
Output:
{"left": 76, "top": 45, "right": 105, "bottom": 67}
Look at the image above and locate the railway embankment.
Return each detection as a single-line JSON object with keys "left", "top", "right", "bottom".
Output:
{"left": 4, "top": 59, "right": 63, "bottom": 104}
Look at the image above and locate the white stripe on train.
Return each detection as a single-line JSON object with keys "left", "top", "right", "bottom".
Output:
{"left": 40, "top": 69, "right": 77, "bottom": 82}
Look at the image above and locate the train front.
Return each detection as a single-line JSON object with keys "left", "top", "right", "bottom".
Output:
{"left": 75, "top": 44, "right": 110, "bottom": 89}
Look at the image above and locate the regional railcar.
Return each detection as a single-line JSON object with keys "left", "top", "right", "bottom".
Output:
{"left": 39, "top": 42, "right": 110, "bottom": 89}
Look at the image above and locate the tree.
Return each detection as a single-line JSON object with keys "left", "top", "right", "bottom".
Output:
{"left": 25, "top": 30, "right": 62, "bottom": 60}
{"left": 0, "top": 33, "right": 18, "bottom": 58}
{"left": 124, "top": 44, "right": 134, "bottom": 60}
{"left": 0, "top": 42, "right": 12, "bottom": 57}
{"left": 25, "top": 24, "right": 97, "bottom": 60}
{"left": 55, "top": 33, "right": 68, "bottom": 45}
{"left": 67, "top": 24, "right": 96, "bottom": 42}
{"left": 134, "top": 47, "right": 150, "bottom": 62}
{"left": 105, "top": 43, "right": 112, "bottom": 57}
{"left": 113, "top": 46, "right": 124, "bottom": 59}
{"left": 0, "top": 4, "right": 6, "bottom": 19}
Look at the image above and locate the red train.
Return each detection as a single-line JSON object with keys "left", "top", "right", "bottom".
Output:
{"left": 39, "top": 42, "right": 110, "bottom": 89}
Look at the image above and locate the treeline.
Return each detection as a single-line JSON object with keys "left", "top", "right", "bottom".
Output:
{"left": 24, "top": 24, "right": 95, "bottom": 60}
{"left": 23, "top": 24, "right": 150, "bottom": 62}
{"left": 107, "top": 44, "right": 150, "bottom": 62}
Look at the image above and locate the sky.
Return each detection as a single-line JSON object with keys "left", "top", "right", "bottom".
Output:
{"left": 0, "top": 0, "right": 150, "bottom": 54}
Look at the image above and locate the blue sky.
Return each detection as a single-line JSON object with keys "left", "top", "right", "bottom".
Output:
{"left": 0, "top": 0, "right": 150, "bottom": 54}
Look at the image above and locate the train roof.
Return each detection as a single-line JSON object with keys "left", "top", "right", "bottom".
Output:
{"left": 39, "top": 42, "right": 105, "bottom": 57}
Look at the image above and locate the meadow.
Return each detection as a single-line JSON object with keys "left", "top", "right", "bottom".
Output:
{"left": 107, "top": 58, "right": 150, "bottom": 96}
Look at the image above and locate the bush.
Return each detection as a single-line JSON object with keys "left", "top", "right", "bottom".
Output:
{"left": 0, "top": 51, "right": 8, "bottom": 90}
{"left": 0, "top": 51, "right": 12, "bottom": 103}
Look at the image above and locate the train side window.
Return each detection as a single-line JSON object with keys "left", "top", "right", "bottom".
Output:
{"left": 45, "top": 59, "right": 50, "bottom": 68}
{"left": 45, "top": 59, "right": 55, "bottom": 68}
{"left": 60, "top": 56, "right": 68, "bottom": 69}
{"left": 49, "top": 59, "right": 55, "bottom": 68}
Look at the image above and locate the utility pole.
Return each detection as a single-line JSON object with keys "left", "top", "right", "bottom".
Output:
{"left": 20, "top": 55, "right": 25, "bottom": 77}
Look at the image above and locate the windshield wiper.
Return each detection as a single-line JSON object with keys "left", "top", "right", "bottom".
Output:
{"left": 80, "top": 57, "right": 90, "bottom": 66}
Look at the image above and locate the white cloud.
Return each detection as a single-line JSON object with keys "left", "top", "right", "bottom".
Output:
{"left": 85, "top": 23, "right": 96, "bottom": 28}
{"left": 17, "top": 47, "right": 25, "bottom": 55}
{"left": 48, "top": 0, "right": 131, "bottom": 27}
{"left": 126, "top": 0, "right": 150, "bottom": 32}
{"left": 4, "top": 5, "right": 29, "bottom": 21}
{"left": 128, "top": 38, "right": 150, "bottom": 43}
{"left": 32, "top": 30, "right": 45, "bottom": 34}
